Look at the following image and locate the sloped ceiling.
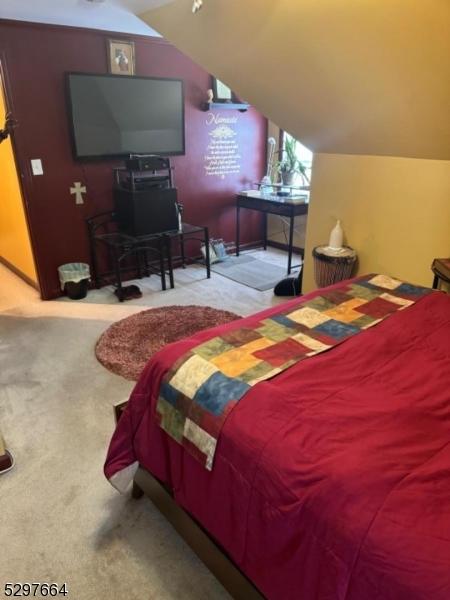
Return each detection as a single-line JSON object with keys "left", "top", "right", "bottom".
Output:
{"left": 141, "top": 0, "right": 450, "bottom": 160}
{"left": 0, "top": 0, "right": 174, "bottom": 36}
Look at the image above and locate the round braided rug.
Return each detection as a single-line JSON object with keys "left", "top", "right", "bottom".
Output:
{"left": 95, "top": 305, "right": 240, "bottom": 381}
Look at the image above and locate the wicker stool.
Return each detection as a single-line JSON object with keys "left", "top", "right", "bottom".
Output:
{"left": 313, "top": 245, "right": 357, "bottom": 288}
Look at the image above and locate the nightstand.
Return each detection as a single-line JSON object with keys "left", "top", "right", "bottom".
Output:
{"left": 431, "top": 258, "right": 450, "bottom": 289}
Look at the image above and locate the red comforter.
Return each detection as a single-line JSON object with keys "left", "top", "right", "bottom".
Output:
{"left": 105, "top": 281, "right": 450, "bottom": 600}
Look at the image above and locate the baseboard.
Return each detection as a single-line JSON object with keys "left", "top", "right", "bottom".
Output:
{"left": 266, "top": 240, "right": 304, "bottom": 258}
{"left": 228, "top": 240, "right": 265, "bottom": 253}
{"left": 171, "top": 240, "right": 264, "bottom": 267}
{"left": 44, "top": 240, "right": 267, "bottom": 300}
{"left": 0, "top": 256, "right": 40, "bottom": 290}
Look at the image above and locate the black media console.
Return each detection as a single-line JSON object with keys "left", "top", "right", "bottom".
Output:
{"left": 113, "top": 155, "right": 180, "bottom": 237}
{"left": 86, "top": 155, "right": 211, "bottom": 302}
{"left": 114, "top": 187, "right": 179, "bottom": 237}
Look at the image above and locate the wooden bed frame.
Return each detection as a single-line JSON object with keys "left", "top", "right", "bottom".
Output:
{"left": 114, "top": 400, "right": 264, "bottom": 599}
{"left": 132, "top": 467, "right": 265, "bottom": 600}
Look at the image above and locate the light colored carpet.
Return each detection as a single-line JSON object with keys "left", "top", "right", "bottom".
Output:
{"left": 211, "top": 255, "right": 299, "bottom": 291}
{"left": 0, "top": 251, "right": 290, "bottom": 599}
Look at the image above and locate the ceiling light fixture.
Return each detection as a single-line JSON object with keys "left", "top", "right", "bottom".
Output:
{"left": 192, "top": 0, "right": 203, "bottom": 14}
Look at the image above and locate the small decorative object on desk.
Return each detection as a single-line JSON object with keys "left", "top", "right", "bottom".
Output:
{"left": 260, "top": 136, "right": 277, "bottom": 192}
{"left": 313, "top": 245, "right": 357, "bottom": 288}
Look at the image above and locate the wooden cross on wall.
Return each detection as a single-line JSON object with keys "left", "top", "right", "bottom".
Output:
{"left": 70, "top": 182, "right": 86, "bottom": 205}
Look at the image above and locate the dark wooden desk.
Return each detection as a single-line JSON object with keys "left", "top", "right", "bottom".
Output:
{"left": 236, "top": 191, "right": 309, "bottom": 274}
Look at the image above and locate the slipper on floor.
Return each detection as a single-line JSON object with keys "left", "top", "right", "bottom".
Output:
{"left": 0, "top": 450, "right": 15, "bottom": 474}
{"left": 273, "top": 276, "right": 302, "bottom": 296}
{"left": 114, "top": 285, "right": 143, "bottom": 301}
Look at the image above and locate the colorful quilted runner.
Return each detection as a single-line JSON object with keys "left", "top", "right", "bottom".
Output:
{"left": 156, "top": 274, "right": 432, "bottom": 469}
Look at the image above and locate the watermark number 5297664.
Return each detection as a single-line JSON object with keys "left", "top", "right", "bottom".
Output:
{"left": 4, "top": 583, "right": 68, "bottom": 597}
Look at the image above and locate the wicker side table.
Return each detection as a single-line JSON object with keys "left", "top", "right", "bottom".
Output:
{"left": 313, "top": 245, "right": 357, "bottom": 288}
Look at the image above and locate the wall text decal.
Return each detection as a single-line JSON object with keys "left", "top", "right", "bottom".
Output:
{"left": 204, "top": 113, "right": 241, "bottom": 179}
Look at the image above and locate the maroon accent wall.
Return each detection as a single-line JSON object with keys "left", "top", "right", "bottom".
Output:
{"left": 0, "top": 20, "right": 267, "bottom": 299}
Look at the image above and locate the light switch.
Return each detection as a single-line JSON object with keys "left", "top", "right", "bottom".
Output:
{"left": 31, "top": 159, "right": 43, "bottom": 176}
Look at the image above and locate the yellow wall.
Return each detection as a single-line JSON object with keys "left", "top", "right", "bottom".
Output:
{"left": 143, "top": 0, "right": 450, "bottom": 160}
{"left": 143, "top": 1, "right": 450, "bottom": 295}
{"left": 0, "top": 81, "right": 37, "bottom": 283}
{"left": 303, "top": 154, "right": 450, "bottom": 292}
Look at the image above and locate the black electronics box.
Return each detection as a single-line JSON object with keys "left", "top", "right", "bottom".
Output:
{"left": 125, "top": 155, "right": 171, "bottom": 172}
{"left": 120, "top": 175, "right": 170, "bottom": 191}
{"left": 114, "top": 186, "right": 179, "bottom": 236}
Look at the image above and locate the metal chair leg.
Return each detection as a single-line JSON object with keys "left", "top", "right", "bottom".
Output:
{"left": 205, "top": 227, "right": 211, "bottom": 278}
{"left": 165, "top": 236, "right": 175, "bottom": 289}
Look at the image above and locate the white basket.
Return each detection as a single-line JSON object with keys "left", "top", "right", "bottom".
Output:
{"left": 58, "top": 263, "right": 90, "bottom": 291}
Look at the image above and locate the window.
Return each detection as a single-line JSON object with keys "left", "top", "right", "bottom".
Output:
{"left": 281, "top": 131, "right": 313, "bottom": 186}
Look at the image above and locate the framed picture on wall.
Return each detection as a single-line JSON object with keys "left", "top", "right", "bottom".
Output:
{"left": 107, "top": 39, "right": 135, "bottom": 76}
{"left": 212, "top": 77, "right": 233, "bottom": 102}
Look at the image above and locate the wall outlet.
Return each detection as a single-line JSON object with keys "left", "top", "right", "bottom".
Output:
{"left": 31, "top": 159, "right": 43, "bottom": 176}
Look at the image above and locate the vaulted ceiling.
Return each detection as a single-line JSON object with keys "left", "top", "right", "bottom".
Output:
{"left": 140, "top": 0, "right": 450, "bottom": 160}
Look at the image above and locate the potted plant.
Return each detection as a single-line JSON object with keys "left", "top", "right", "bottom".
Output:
{"left": 276, "top": 137, "right": 310, "bottom": 186}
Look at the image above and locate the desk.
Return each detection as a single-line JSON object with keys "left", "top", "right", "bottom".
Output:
{"left": 236, "top": 191, "right": 309, "bottom": 274}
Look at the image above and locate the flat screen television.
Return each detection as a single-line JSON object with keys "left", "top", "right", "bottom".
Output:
{"left": 67, "top": 73, "right": 185, "bottom": 159}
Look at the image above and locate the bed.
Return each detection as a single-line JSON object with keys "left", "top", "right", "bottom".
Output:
{"left": 105, "top": 275, "right": 450, "bottom": 600}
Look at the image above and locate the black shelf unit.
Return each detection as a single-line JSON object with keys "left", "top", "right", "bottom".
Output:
{"left": 202, "top": 101, "right": 249, "bottom": 112}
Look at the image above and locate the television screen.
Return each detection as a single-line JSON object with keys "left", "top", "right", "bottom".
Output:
{"left": 67, "top": 73, "right": 185, "bottom": 159}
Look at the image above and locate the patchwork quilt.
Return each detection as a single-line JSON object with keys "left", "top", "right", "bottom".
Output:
{"left": 156, "top": 274, "right": 431, "bottom": 469}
